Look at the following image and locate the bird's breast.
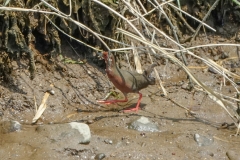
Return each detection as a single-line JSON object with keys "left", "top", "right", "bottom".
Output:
{"left": 106, "top": 69, "right": 133, "bottom": 93}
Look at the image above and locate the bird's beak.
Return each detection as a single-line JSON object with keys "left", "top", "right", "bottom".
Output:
{"left": 102, "top": 52, "right": 108, "bottom": 57}
{"left": 96, "top": 51, "right": 103, "bottom": 57}
{"left": 97, "top": 52, "right": 108, "bottom": 58}
{"left": 97, "top": 52, "right": 108, "bottom": 60}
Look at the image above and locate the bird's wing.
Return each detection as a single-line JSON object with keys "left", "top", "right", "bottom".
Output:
{"left": 122, "top": 70, "right": 150, "bottom": 92}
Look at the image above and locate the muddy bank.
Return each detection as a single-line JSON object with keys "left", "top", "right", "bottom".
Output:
{"left": 1, "top": 0, "right": 240, "bottom": 160}
{"left": 1, "top": 37, "right": 240, "bottom": 159}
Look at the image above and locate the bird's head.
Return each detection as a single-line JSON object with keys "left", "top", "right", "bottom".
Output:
{"left": 102, "top": 51, "right": 108, "bottom": 61}
{"left": 98, "top": 52, "right": 115, "bottom": 67}
{"left": 97, "top": 51, "right": 115, "bottom": 69}
{"left": 97, "top": 51, "right": 108, "bottom": 60}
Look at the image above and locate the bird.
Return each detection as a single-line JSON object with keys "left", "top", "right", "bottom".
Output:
{"left": 97, "top": 51, "right": 157, "bottom": 112}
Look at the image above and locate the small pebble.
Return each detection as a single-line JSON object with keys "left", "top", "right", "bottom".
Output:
{"left": 140, "top": 132, "right": 146, "bottom": 137}
{"left": 87, "top": 119, "right": 94, "bottom": 124}
{"left": 95, "top": 153, "right": 106, "bottom": 160}
{"left": 221, "top": 52, "right": 229, "bottom": 59}
{"left": 226, "top": 150, "right": 240, "bottom": 160}
{"left": 87, "top": 70, "right": 92, "bottom": 75}
{"left": 208, "top": 67, "right": 218, "bottom": 74}
{"left": 104, "top": 139, "right": 113, "bottom": 144}
{"left": 48, "top": 89, "right": 55, "bottom": 95}
{"left": 213, "top": 55, "right": 219, "bottom": 61}
{"left": 181, "top": 83, "right": 188, "bottom": 89}
{"left": 209, "top": 152, "right": 214, "bottom": 157}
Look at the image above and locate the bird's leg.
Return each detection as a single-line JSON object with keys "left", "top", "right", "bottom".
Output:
{"left": 123, "top": 92, "right": 142, "bottom": 112}
{"left": 97, "top": 94, "right": 128, "bottom": 105}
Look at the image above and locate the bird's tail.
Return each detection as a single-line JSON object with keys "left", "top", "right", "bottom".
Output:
{"left": 144, "top": 63, "right": 157, "bottom": 85}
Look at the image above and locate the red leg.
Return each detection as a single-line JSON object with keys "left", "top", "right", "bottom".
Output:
{"left": 97, "top": 96, "right": 128, "bottom": 105}
{"left": 123, "top": 92, "right": 142, "bottom": 112}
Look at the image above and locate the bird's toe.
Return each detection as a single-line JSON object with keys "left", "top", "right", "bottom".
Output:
{"left": 123, "top": 107, "right": 139, "bottom": 113}
{"left": 97, "top": 100, "right": 116, "bottom": 105}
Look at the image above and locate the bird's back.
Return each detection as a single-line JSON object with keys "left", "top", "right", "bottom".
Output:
{"left": 106, "top": 64, "right": 156, "bottom": 94}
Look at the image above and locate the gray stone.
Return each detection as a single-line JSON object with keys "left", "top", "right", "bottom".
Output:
{"left": 226, "top": 150, "right": 240, "bottom": 160}
{"left": 194, "top": 134, "right": 214, "bottom": 146}
{"left": 128, "top": 116, "right": 159, "bottom": 132}
{"left": 36, "top": 122, "right": 91, "bottom": 144}
{"left": 0, "top": 120, "right": 21, "bottom": 134}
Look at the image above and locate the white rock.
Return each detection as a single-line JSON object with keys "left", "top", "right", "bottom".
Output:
{"left": 128, "top": 116, "right": 159, "bottom": 132}
{"left": 36, "top": 122, "right": 91, "bottom": 145}
{"left": 69, "top": 122, "right": 91, "bottom": 144}
{"left": 136, "top": 116, "right": 151, "bottom": 124}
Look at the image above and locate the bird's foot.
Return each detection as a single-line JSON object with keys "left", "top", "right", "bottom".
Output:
{"left": 97, "top": 100, "right": 117, "bottom": 105}
{"left": 123, "top": 107, "right": 139, "bottom": 113}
